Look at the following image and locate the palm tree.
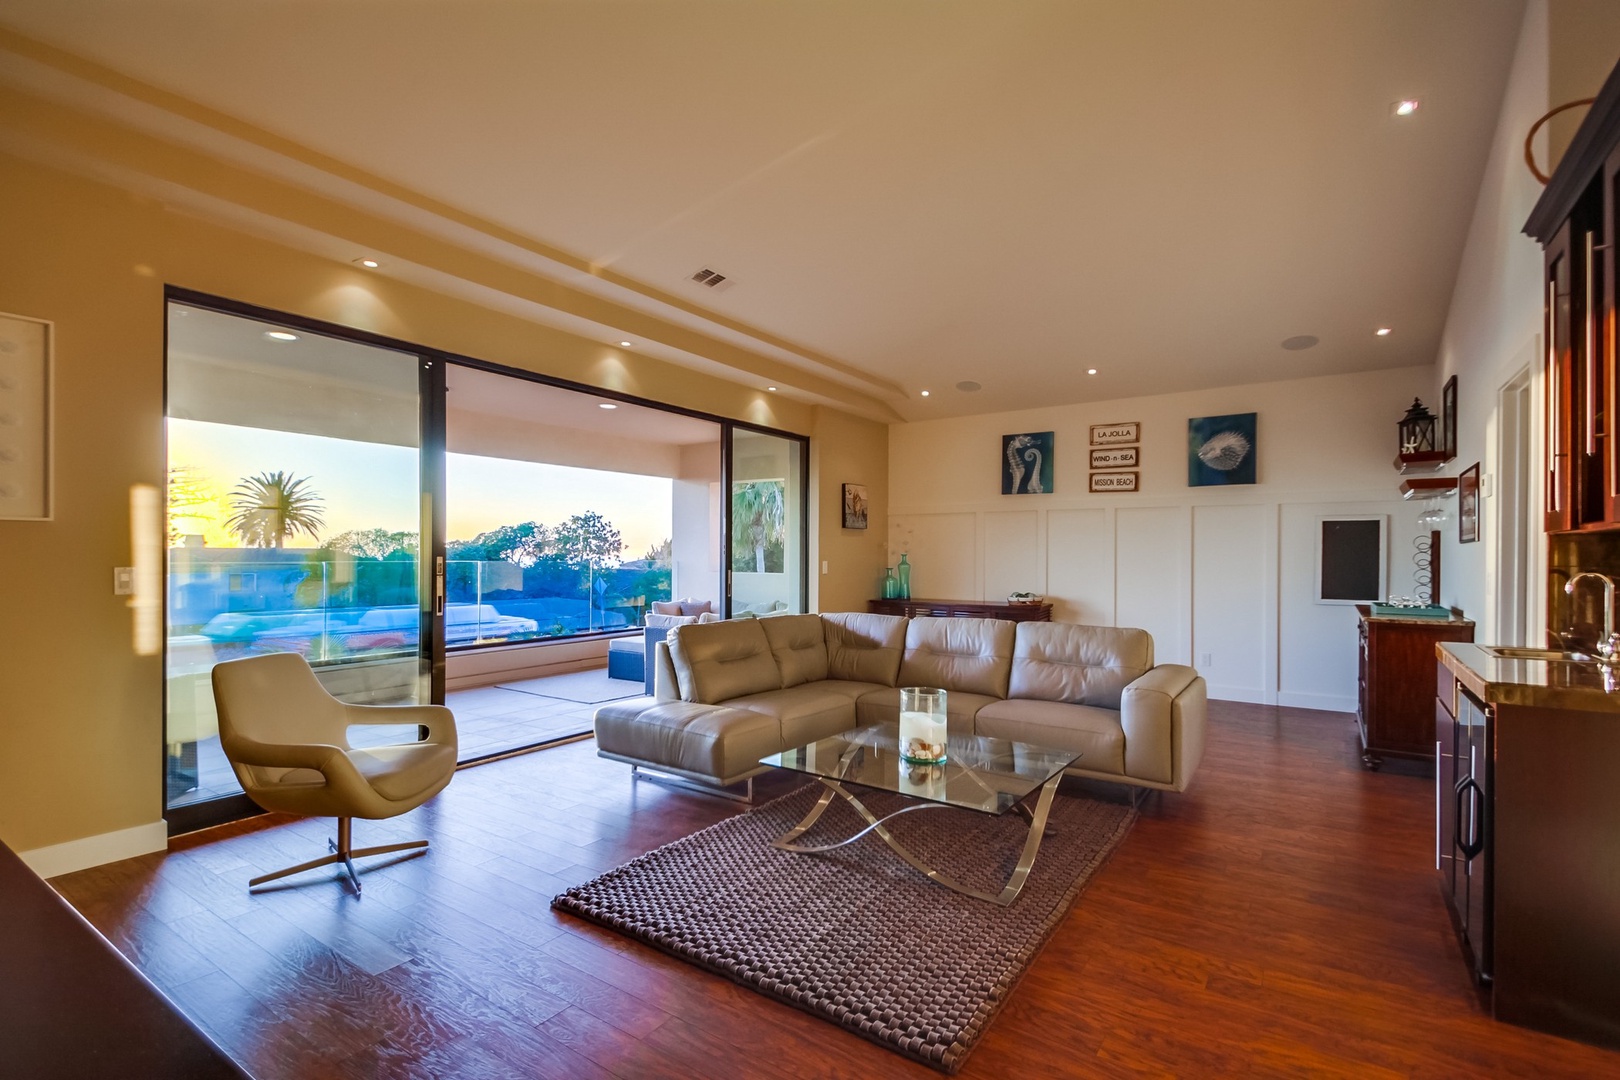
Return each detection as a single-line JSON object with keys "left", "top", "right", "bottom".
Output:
{"left": 732, "top": 480, "right": 786, "bottom": 573}
{"left": 224, "top": 471, "right": 326, "bottom": 549}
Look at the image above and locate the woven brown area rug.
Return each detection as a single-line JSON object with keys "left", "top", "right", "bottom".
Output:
{"left": 552, "top": 784, "right": 1136, "bottom": 1074}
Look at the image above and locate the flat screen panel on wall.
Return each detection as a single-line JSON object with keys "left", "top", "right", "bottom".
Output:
{"left": 1317, "top": 517, "right": 1385, "bottom": 604}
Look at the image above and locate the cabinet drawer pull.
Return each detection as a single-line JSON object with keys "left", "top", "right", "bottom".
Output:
{"left": 1455, "top": 777, "right": 1485, "bottom": 860}
{"left": 1435, "top": 738, "right": 1442, "bottom": 870}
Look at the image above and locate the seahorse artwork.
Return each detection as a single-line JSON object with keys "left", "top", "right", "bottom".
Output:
{"left": 1022, "top": 445, "right": 1044, "bottom": 493}
{"left": 1005, "top": 434, "right": 1032, "bottom": 493}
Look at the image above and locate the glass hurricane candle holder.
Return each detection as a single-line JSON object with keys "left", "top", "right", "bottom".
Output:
{"left": 899, "top": 686, "right": 947, "bottom": 764}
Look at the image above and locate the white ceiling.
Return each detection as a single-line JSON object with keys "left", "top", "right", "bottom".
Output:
{"left": 0, "top": 1, "right": 1528, "bottom": 419}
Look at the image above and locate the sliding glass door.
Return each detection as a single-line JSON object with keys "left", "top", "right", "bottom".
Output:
{"left": 727, "top": 427, "right": 808, "bottom": 616}
{"left": 164, "top": 298, "right": 437, "bottom": 831}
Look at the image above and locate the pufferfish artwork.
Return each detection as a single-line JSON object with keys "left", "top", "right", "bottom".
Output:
{"left": 1188, "top": 412, "right": 1258, "bottom": 486}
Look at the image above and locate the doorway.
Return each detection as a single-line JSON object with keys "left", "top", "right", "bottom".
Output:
{"left": 1496, "top": 367, "right": 1534, "bottom": 646}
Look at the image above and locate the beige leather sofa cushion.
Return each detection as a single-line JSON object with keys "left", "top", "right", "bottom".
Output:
{"left": 594, "top": 699, "right": 780, "bottom": 785}
{"left": 723, "top": 683, "right": 859, "bottom": 748}
{"left": 761, "top": 613, "right": 830, "bottom": 688}
{"left": 1008, "top": 622, "right": 1153, "bottom": 709}
{"left": 822, "top": 612, "right": 907, "bottom": 686}
{"left": 898, "top": 617, "right": 1014, "bottom": 699}
{"left": 855, "top": 687, "right": 999, "bottom": 733}
{"left": 668, "top": 620, "right": 782, "bottom": 704}
{"left": 1120, "top": 663, "right": 1203, "bottom": 787}
{"left": 973, "top": 699, "right": 1126, "bottom": 776}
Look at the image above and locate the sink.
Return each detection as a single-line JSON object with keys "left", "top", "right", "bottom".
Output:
{"left": 1484, "top": 646, "right": 1601, "bottom": 663}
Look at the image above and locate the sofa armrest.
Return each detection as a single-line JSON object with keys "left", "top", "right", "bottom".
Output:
{"left": 653, "top": 640, "right": 682, "bottom": 702}
{"left": 1120, "top": 664, "right": 1207, "bottom": 790}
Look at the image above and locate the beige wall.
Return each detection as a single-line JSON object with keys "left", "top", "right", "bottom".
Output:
{"left": 0, "top": 150, "right": 886, "bottom": 859}
{"left": 1547, "top": 1, "right": 1620, "bottom": 168}
{"left": 810, "top": 405, "right": 890, "bottom": 613}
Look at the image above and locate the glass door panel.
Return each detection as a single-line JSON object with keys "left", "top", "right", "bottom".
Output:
{"left": 728, "top": 428, "right": 806, "bottom": 615}
{"left": 164, "top": 302, "right": 428, "bottom": 817}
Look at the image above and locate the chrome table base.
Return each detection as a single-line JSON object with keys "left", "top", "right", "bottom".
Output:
{"left": 770, "top": 773, "right": 1063, "bottom": 907}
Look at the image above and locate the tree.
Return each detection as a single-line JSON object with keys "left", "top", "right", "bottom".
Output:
{"left": 731, "top": 480, "right": 786, "bottom": 573}
{"left": 553, "top": 511, "right": 624, "bottom": 573}
{"left": 223, "top": 471, "right": 326, "bottom": 549}
{"left": 447, "top": 521, "right": 549, "bottom": 566}
{"left": 166, "top": 465, "right": 214, "bottom": 547}
{"left": 644, "top": 538, "right": 672, "bottom": 568}
{"left": 324, "top": 528, "right": 418, "bottom": 560}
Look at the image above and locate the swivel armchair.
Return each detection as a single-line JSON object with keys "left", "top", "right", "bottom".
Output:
{"left": 211, "top": 652, "right": 458, "bottom": 893}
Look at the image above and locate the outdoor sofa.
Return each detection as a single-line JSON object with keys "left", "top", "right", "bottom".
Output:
{"left": 593, "top": 612, "right": 1206, "bottom": 797}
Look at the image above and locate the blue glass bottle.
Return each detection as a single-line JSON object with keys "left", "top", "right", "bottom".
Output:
{"left": 897, "top": 553, "right": 912, "bottom": 599}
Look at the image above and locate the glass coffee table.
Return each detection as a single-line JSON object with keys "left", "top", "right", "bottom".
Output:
{"left": 760, "top": 723, "right": 1080, "bottom": 906}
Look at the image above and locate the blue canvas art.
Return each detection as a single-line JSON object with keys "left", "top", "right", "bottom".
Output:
{"left": 1188, "top": 412, "right": 1257, "bottom": 486}
{"left": 1002, "top": 432, "right": 1054, "bottom": 494}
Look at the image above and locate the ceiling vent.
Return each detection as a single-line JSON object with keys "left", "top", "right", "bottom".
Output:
{"left": 690, "top": 267, "right": 733, "bottom": 291}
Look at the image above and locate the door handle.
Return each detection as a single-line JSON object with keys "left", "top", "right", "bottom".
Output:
{"left": 1455, "top": 777, "right": 1484, "bottom": 860}
{"left": 1587, "top": 231, "right": 1597, "bottom": 456}
{"left": 434, "top": 556, "right": 446, "bottom": 617}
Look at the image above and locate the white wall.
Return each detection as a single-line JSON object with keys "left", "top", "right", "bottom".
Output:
{"left": 889, "top": 367, "right": 1431, "bottom": 711}
{"left": 670, "top": 443, "right": 720, "bottom": 605}
{"left": 1432, "top": 0, "right": 1550, "bottom": 642}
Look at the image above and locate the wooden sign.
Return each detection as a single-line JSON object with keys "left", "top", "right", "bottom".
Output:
{"left": 1089, "top": 471, "right": 1138, "bottom": 492}
{"left": 1090, "top": 447, "right": 1137, "bottom": 469}
{"left": 1090, "top": 422, "right": 1139, "bottom": 445}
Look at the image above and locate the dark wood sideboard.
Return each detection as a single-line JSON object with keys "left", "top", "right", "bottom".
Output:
{"left": 1355, "top": 605, "right": 1473, "bottom": 768}
{"left": 867, "top": 598, "right": 1053, "bottom": 622}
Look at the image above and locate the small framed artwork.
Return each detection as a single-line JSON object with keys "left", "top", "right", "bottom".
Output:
{"left": 1441, "top": 375, "right": 1458, "bottom": 459}
{"left": 0, "top": 311, "right": 52, "bottom": 521}
{"left": 1316, "top": 516, "right": 1387, "bottom": 604}
{"left": 1090, "top": 447, "right": 1137, "bottom": 469}
{"left": 1188, "top": 412, "right": 1257, "bottom": 486}
{"left": 1090, "top": 422, "right": 1139, "bottom": 445}
{"left": 841, "top": 483, "right": 868, "bottom": 529}
{"left": 1089, "top": 471, "right": 1138, "bottom": 493}
{"left": 1002, "top": 431, "right": 1054, "bottom": 494}
{"left": 1458, "top": 462, "right": 1480, "bottom": 543}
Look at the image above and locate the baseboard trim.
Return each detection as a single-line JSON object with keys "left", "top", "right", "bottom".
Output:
{"left": 1205, "top": 685, "right": 1270, "bottom": 705}
{"left": 1277, "top": 690, "right": 1356, "bottom": 714}
{"left": 21, "top": 821, "right": 168, "bottom": 880}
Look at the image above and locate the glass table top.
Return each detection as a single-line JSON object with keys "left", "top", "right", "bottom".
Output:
{"left": 761, "top": 723, "right": 1080, "bottom": 816}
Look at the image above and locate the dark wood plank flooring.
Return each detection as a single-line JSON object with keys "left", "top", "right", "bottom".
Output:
{"left": 50, "top": 703, "right": 1620, "bottom": 1078}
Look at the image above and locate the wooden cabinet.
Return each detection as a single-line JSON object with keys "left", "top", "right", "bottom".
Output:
{"left": 866, "top": 598, "right": 1053, "bottom": 622}
{"left": 1355, "top": 607, "right": 1473, "bottom": 768}
{"left": 1527, "top": 60, "right": 1620, "bottom": 531}
{"left": 1435, "top": 657, "right": 1620, "bottom": 1049}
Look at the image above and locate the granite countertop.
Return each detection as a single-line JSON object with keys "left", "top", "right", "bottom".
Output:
{"left": 1438, "top": 642, "right": 1620, "bottom": 713}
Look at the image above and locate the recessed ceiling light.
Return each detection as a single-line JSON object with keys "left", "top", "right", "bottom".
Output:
{"left": 920, "top": 390, "right": 930, "bottom": 397}
{"left": 1087, "top": 368, "right": 1098, "bottom": 375}
{"left": 598, "top": 402, "right": 618, "bottom": 410}
{"left": 619, "top": 341, "right": 632, "bottom": 347}
{"left": 766, "top": 386, "right": 777, "bottom": 392}
{"left": 1281, "top": 335, "right": 1319, "bottom": 351}
{"left": 264, "top": 331, "right": 298, "bottom": 342}
{"left": 1376, "top": 327, "right": 1393, "bottom": 336}
{"left": 354, "top": 258, "right": 380, "bottom": 269}
{"left": 1393, "top": 99, "right": 1420, "bottom": 117}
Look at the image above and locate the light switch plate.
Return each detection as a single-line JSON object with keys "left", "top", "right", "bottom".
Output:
{"left": 113, "top": 567, "right": 135, "bottom": 596}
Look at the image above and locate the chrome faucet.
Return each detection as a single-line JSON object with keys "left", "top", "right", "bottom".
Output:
{"left": 1565, "top": 572, "right": 1620, "bottom": 662}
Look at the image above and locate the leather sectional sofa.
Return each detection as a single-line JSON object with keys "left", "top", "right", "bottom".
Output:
{"left": 593, "top": 612, "right": 1207, "bottom": 797}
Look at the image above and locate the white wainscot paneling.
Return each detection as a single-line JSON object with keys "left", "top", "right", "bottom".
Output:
{"left": 890, "top": 513, "right": 977, "bottom": 599}
{"left": 983, "top": 511, "right": 1040, "bottom": 602}
{"left": 1192, "top": 504, "right": 1269, "bottom": 702}
{"left": 1115, "top": 506, "right": 1191, "bottom": 665}
{"left": 1046, "top": 509, "right": 1113, "bottom": 624}
{"left": 1277, "top": 502, "right": 1387, "bottom": 712}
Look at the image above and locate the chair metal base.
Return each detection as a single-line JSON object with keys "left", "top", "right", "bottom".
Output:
{"left": 630, "top": 764, "right": 754, "bottom": 804}
{"left": 247, "top": 817, "right": 428, "bottom": 894}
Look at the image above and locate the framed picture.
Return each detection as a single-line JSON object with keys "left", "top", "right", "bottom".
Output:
{"left": 1002, "top": 432, "right": 1054, "bottom": 494}
{"left": 1188, "top": 412, "right": 1257, "bottom": 486}
{"left": 1089, "top": 471, "right": 1137, "bottom": 492}
{"left": 1316, "top": 516, "right": 1387, "bottom": 604}
{"left": 841, "top": 483, "right": 868, "bottom": 529}
{"left": 1090, "top": 447, "right": 1137, "bottom": 469}
{"left": 1089, "top": 422, "right": 1139, "bottom": 445}
{"left": 1458, "top": 462, "right": 1480, "bottom": 543}
{"left": 0, "top": 312, "right": 53, "bottom": 520}
{"left": 1441, "top": 375, "right": 1458, "bottom": 459}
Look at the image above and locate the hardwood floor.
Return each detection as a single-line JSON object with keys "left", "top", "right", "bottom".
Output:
{"left": 50, "top": 702, "right": 1620, "bottom": 1079}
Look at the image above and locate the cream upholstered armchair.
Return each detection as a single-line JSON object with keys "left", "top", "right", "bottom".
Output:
{"left": 211, "top": 652, "right": 458, "bottom": 893}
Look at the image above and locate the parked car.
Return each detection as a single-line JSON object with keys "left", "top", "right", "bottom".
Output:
{"left": 345, "top": 603, "right": 540, "bottom": 650}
